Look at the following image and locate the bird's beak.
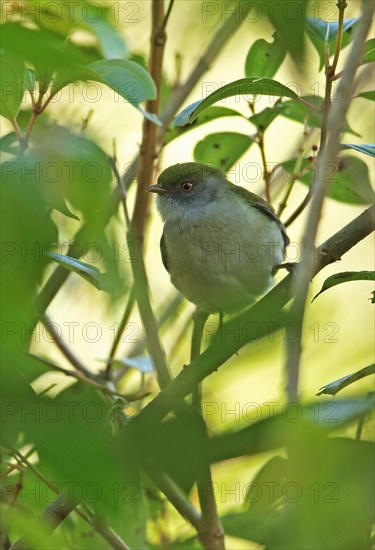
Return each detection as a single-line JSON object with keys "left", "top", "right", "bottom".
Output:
{"left": 147, "top": 184, "right": 167, "bottom": 195}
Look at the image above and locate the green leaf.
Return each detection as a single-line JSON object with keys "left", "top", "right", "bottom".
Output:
{"left": 51, "top": 196, "right": 80, "bottom": 221}
{"left": 328, "top": 156, "right": 375, "bottom": 204}
{"left": 24, "top": 69, "right": 36, "bottom": 94}
{"left": 317, "top": 364, "right": 375, "bottom": 396}
{"left": 1, "top": 23, "right": 87, "bottom": 73}
{"left": 276, "top": 95, "right": 323, "bottom": 127}
{"left": 306, "top": 17, "right": 359, "bottom": 70}
{"left": 0, "top": 132, "right": 19, "bottom": 154}
{"left": 0, "top": 51, "right": 26, "bottom": 121}
{"left": 245, "top": 34, "right": 287, "bottom": 79}
{"left": 209, "top": 397, "right": 375, "bottom": 462}
{"left": 89, "top": 59, "right": 157, "bottom": 103}
{"left": 88, "top": 59, "right": 161, "bottom": 125}
{"left": 26, "top": 127, "right": 112, "bottom": 226}
{"left": 356, "top": 90, "right": 375, "bottom": 101}
{"left": 244, "top": 456, "right": 287, "bottom": 515}
{"left": 84, "top": 19, "right": 129, "bottom": 59}
{"left": 222, "top": 456, "right": 287, "bottom": 543}
{"left": 109, "top": 356, "right": 155, "bottom": 374}
{"left": 340, "top": 143, "right": 375, "bottom": 157}
{"left": 249, "top": 106, "right": 280, "bottom": 131}
{"left": 363, "top": 38, "right": 375, "bottom": 63}
{"left": 1, "top": 160, "right": 58, "bottom": 334}
{"left": 193, "top": 132, "right": 253, "bottom": 171}
{"left": 166, "top": 106, "right": 243, "bottom": 144}
{"left": 52, "top": 65, "right": 103, "bottom": 95}
{"left": 47, "top": 252, "right": 108, "bottom": 290}
{"left": 313, "top": 271, "right": 375, "bottom": 302}
{"left": 173, "top": 78, "right": 298, "bottom": 127}
{"left": 306, "top": 17, "right": 358, "bottom": 42}
{"left": 262, "top": 0, "right": 308, "bottom": 64}
{"left": 276, "top": 96, "right": 359, "bottom": 135}
{"left": 291, "top": 154, "right": 375, "bottom": 205}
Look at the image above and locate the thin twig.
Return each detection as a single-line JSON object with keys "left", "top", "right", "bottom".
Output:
{"left": 297, "top": 97, "right": 322, "bottom": 112}
{"left": 42, "top": 314, "right": 94, "bottom": 379}
{"left": 331, "top": 0, "right": 348, "bottom": 75}
{"left": 109, "top": 154, "right": 130, "bottom": 226}
{"left": 29, "top": 353, "right": 133, "bottom": 399}
{"left": 140, "top": 456, "right": 202, "bottom": 531}
{"left": 113, "top": 292, "right": 184, "bottom": 383}
{"left": 161, "top": 0, "right": 175, "bottom": 31}
{"left": 284, "top": 188, "right": 312, "bottom": 227}
{"left": 284, "top": 0, "right": 374, "bottom": 403}
{"left": 258, "top": 131, "right": 271, "bottom": 203}
{"left": 106, "top": 288, "right": 136, "bottom": 374}
{"left": 80, "top": 109, "right": 94, "bottom": 133}
{"left": 126, "top": 0, "right": 172, "bottom": 389}
{"left": 277, "top": 129, "right": 310, "bottom": 219}
{"left": 10, "top": 117, "right": 24, "bottom": 149}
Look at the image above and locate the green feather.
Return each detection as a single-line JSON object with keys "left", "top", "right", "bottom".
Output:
{"left": 160, "top": 230, "right": 169, "bottom": 272}
{"left": 229, "top": 184, "right": 289, "bottom": 247}
{"left": 157, "top": 162, "right": 226, "bottom": 189}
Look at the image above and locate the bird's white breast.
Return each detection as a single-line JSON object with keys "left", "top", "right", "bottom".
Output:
{"left": 162, "top": 196, "right": 285, "bottom": 313}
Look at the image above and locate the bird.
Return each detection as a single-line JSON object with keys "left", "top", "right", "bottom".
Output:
{"left": 148, "top": 162, "right": 289, "bottom": 314}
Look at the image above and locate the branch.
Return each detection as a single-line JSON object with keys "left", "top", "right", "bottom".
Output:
{"left": 190, "top": 310, "right": 224, "bottom": 550}
{"left": 130, "top": 0, "right": 166, "bottom": 238}
{"left": 126, "top": 0, "right": 172, "bottom": 388}
{"left": 127, "top": 203, "right": 375, "bottom": 427}
{"left": 42, "top": 314, "right": 93, "bottom": 379}
{"left": 10, "top": 490, "right": 79, "bottom": 550}
{"left": 284, "top": 0, "right": 375, "bottom": 402}
{"left": 139, "top": 455, "right": 202, "bottom": 531}
{"left": 29, "top": 353, "right": 136, "bottom": 400}
{"left": 317, "top": 363, "right": 375, "bottom": 396}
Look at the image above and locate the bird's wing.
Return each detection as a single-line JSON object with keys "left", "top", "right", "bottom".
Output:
{"left": 231, "top": 184, "right": 290, "bottom": 248}
{"left": 160, "top": 229, "right": 170, "bottom": 272}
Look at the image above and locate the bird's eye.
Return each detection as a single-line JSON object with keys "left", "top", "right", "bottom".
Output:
{"left": 180, "top": 181, "right": 193, "bottom": 193}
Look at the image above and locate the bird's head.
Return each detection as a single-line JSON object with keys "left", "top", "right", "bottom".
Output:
{"left": 148, "top": 162, "right": 228, "bottom": 221}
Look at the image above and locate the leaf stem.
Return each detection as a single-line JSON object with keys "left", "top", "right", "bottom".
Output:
{"left": 331, "top": 1, "right": 348, "bottom": 75}
{"left": 258, "top": 131, "right": 271, "bottom": 202}
{"left": 10, "top": 117, "right": 24, "bottom": 150}
{"left": 109, "top": 154, "right": 130, "bottom": 226}
{"left": 42, "top": 314, "right": 94, "bottom": 379}
{"left": 283, "top": 188, "right": 312, "bottom": 227}
{"left": 297, "top": 97, "right": 322, "bottom": 112}
{"left": 161, "top": 0, "right": 175, "bottom": 31}
{"left": 277, "top": 129, "right": 309, "bottom": 218}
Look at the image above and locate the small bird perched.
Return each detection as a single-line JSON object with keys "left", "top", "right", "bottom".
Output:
{"left": 148, "top": 163, "right": 289, "bottom": 313}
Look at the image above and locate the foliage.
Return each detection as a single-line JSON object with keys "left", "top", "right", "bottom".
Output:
{"left": 1, "top": 1, "right": 374, "bottom": 549}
